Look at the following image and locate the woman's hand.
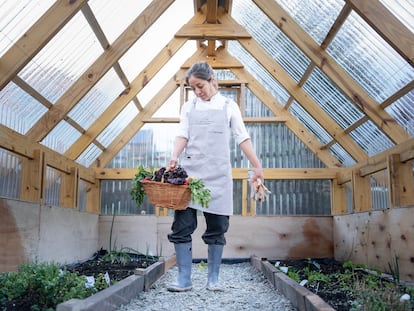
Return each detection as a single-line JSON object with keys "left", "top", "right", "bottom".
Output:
{"left": 169, "top": 158, "right": 178, "bottom": 169}
{"left": 251, "top": 167, "right": 264, "bottom": 183}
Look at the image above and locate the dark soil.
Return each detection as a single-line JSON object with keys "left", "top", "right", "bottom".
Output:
{"left": 0, "top": 249, "right": 158, "bottom": 311}
{"left": 273, "top": 258, "right": 413, "bottom": 311}
{"left": 66, "top": 249, "right": 158, "bottom": 281}
{"left": 274, "top": 258, "right": 353, "bottom": 311}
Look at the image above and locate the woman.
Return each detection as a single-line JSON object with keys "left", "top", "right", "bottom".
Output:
{"left": 167, "top": 61, "right": 264, "bottom": 292}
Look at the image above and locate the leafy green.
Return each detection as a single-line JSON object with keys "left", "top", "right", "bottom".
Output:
{"left": 130, "top": 165, "right": 154, "bottom": 207}
{"left": 189, "top": 178, "right": 211, "bottom": 208}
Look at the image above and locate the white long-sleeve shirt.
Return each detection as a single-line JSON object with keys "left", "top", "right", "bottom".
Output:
{"left": 177, "top": 93, "right": 250, "bottom": 145}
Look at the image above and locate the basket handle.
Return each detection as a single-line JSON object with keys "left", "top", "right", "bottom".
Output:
{"left": 161, "top": 166, "right": 173, "bottom": 183}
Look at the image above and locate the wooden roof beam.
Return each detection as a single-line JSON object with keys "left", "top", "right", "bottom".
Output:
{"left": 64, "top": 37, "right": 188, "bottom": 160}
{"left": 253, "top": 0, "right": 409, "bottom": 145}
{"left": 26, "top": 0, "right": 174, "bottom": 143}
{"left": 0, "top": 0, "right": 87, "bottom": 90}
{"left": 347, "top": 0, "right": 414, "bottom": 67}
{"left": 91, "top": 72, "right": 184, "bottom": 168}
{"left": 232, "top": 67, "right": 342, "bottom": 168}
{"left": 237, "top": 36, "right": 367, "bottom": 163}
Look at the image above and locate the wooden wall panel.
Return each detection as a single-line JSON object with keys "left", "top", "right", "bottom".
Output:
{"left": 333, "top": 207, "right": 414, "bottom": 282}
{"left": 99, "top": 215, "right": 334, "bottom": 261}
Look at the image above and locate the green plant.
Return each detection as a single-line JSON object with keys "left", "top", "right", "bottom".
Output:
{"left": 130, "top": 165, "right": 155, "bottom": 207}
{"left": 0, "top": 262, "right": 95, "bottom": 310}
{"left": 188, "top": 177, "right": 211, "bottom": 208}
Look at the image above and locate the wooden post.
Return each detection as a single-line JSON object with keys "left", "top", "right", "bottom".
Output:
{"left": 387, "top": 154, "right": 414, "bottom": 208}
{"left": 86, "top": 179, "right": 100, "bottom": 213}
{"left": 331, "top": 178, "right": 347, "bottom": 215}
{"left": 352, "top": 169, "right": 371, "bottom": 212}
{"left": 20, "top": 149, "right": 43, "bottom": 202}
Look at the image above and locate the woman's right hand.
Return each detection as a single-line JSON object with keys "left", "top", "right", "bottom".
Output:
{"left": 169, "top": 159, "right": 177, "bottom": 169}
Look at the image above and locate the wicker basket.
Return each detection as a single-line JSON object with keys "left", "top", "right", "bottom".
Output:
{"left": 140, "top": 180, "right": 191, "bottom": 210}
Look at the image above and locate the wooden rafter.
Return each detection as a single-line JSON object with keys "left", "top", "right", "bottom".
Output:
{"left": 347, "top": 0, "right": 414, "bottom": 67}
{"left": 0, "top": 0, "right": 88, "bottom": 90}
{"left": 232, "top": 67, "right": 342, "bottom": 168}
{"left": 26, "top": 0, "right": 174, "bottom": 143}
{"left": 253, "top": 0, "right": 409, "bottom": 145}
{"left": 64, "top": 36, "right": 188, "bottom": 160}
{"left": 64, "top": 10, "right": 207, "bottom": 161}
{"left": 235, "top": 34, "right": 368, "bottom": 162}
{"left": 91, "top": 72, "right": 185, "bottom": 168}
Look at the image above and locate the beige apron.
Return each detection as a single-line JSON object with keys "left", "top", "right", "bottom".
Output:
{"left": 181, "top": 99, "right": 233, "bottom": 215}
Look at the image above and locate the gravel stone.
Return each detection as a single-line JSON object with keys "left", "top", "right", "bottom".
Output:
{"left": 117, "top": 262, "right": 296, "bottom": 311}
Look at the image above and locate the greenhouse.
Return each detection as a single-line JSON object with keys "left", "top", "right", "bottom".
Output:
{"left": 0, "top": 0, "right": 413, "bottom": 310}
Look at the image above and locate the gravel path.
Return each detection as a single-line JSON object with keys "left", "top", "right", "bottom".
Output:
{"left": 117, "top": 262, "right": 296, "bottom": 311}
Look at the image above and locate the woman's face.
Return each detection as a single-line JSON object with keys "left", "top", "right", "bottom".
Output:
{"left": 188, "top": 75, "right": 216, "bottom": 101}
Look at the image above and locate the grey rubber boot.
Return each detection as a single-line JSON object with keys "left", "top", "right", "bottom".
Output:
{"left": 167, "top": 242, "right": 192, "bottom": 292}
{"left": 206, "top": 244, "right": 224, "bottom": 291}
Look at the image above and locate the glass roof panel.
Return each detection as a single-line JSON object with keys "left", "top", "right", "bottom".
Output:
{"left": 330, "top": 143, "right": 356, "bottom": 167}
{"left": 88, "top": 0, "right": 152, "bottom": 44}
{"left": 0, "top": 0, "right": 55, "bottom": 57}
{"left": 76, "top": 143, "right": 102, "bottom": 167}
{"left": 385, "top": 91, "right": 414, "bottom": 137}
{"left": 136, "top": 41, "right": 194, "bottom": 106}
{"left": 303, "top": 67, "right": 364, "bottom": 129}
{"left": 379, "top": 0, "right": 414, "bottom": 33}
{"left": 18, "top": 11, "right": 104, "bottom": 103}
{"left": 349, "top": 120, "right": 394, "bottom": 156}
{"left": 96, "top": 102, "right": 138, "bottom": 148}
{"left": 68, "top": 69, "right": 125, "bottom": 129}
{"left": 41, "top": 121, "right": 82, "bottom": 154}
{"left": 228, "top": 41, "right": 290, "bottom": 106}
{"left": 288, "top": 101, "right": 332, "bottom": 145}
{"left": 0, "top": 81, "right": 47, "bottom": 134}
{"left": 153, "top": 89, "right": 181, "bottom": 118}
{"left": 232, "top": 0, "right": 310, "bottom": 83}
{"left": 276, "top": 0, "right": 344, "bottom": 44}
{"left": 327, "top": 10, "right": 414, "bottom": 103}
{"left": 118, "top": 1, "right": 194, "bottom": 81}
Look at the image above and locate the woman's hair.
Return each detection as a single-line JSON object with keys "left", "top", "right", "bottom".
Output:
{"left": 185, "top": 61, "right": 215, "bottom": 84}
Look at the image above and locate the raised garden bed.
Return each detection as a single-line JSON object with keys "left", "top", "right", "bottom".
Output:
{"left": 251, "top": 256, "right": 414, "bottom": 311}
{"left": 0, "top": 249, "right": 167, "bottom": 311}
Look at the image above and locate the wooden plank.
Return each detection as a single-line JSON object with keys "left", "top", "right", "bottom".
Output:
{"left": 237, "top": 36, "right": 367, "bottom": 163}
{"left": 91, "top": 74, "right": 183, "bottom": 168}
{"left": 232, "top": 67, "right": 342, "bottom": 168}
{"left": 26, "top": 0, "right": 174, "bottom": 142}
{"left": 0, "top": 0, "right": 87, "bottom": 90}
{"left": 19, "top": 150, "right": 43, "bottom": 202}
{"left": 253, "top": 0, "right": 408, "bottom": 145}
{"left": 338, "top": 137, "right": 414, "bottom": 184}
{"left": 206, "top": 0, "right": 218, "bottom": 23}
{"left": 60, "top": 168, "right": 76, "bottom": 209}
{"left": 331, "top": 179, "right": 347, "bottom": 215}
{"left": 351, "top": 170, "right": 371, "bottom": 212}
{"left": 387, "top": 155, "right": 414, "bottom": 208}
{"left": 347, "top": 0, "right": 414, "bottom": 66}
{"left": 0, "top": 125, "right": 95, "bottom": 183}
{"left": 95, "top": 168, "right": 341, "bottom": 180}
{"left": 181, "top": 47, "right": 244, "bottom": 69}
{"left": 175, "top": 23, "right": 251, "bottom": 39}
{"left": 64, "top": 36, "right": 188, "bottom": 160}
